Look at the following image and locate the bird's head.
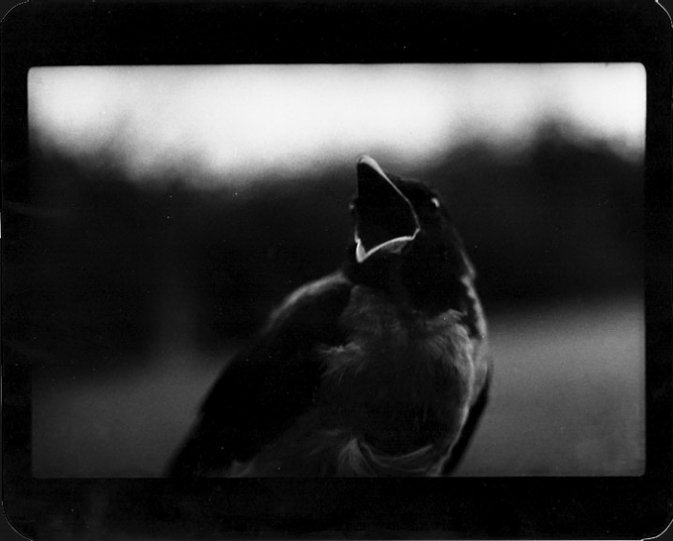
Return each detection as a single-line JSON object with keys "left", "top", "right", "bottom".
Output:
{"left": 346, "top": 155, "right": 475, "bottom": 315}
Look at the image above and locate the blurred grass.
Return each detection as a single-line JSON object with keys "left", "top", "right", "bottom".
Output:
{"left": 33, "top": 347, "right": 228, "bottom": 478}
{"left": 455, "top": 295, "right": 645, "bottom": 476}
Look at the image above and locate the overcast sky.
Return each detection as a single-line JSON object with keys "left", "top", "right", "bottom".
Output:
{"left": 29, "top": 63, "right": 645, "bottom": 187}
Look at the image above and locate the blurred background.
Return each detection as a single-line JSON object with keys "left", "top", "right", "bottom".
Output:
{"left": 18, "top": 64, "right": 645, "bottom": 477}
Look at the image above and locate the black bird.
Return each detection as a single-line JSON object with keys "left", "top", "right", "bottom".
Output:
{"left": 169, "top": 155, "right": 490, "bottom": 477}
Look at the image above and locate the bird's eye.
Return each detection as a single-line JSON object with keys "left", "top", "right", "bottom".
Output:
{"left": 430, "top": 197, "right": 441, "bottom": 209}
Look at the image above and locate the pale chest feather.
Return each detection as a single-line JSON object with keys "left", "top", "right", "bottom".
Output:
{"left": 319, "top": 286, "right": 477, "bottom": 461}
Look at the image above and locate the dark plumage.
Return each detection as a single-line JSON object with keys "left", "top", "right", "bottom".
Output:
{"left": 168, "top": 156, "right": 490, "bottom": 477}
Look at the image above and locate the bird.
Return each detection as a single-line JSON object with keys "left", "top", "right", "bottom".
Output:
{"left": 168, "top": 155, "right": 490, "bottom": 477}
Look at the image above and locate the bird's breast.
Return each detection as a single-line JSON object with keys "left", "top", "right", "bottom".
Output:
{"left": 319, "top": 285, "right": 476, "bottom": 459}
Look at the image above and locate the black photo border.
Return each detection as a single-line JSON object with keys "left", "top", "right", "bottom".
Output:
{"left": 2, "top": 1, "right": 672, "bottom": 538}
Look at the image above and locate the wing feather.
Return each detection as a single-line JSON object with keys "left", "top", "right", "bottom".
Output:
{"left": 168, "top": 271, "right": 352, "bottom": 477}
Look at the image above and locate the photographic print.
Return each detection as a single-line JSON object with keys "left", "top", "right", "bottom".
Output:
{"left": 25, "top": 63, "right": 646, "bottom": 479}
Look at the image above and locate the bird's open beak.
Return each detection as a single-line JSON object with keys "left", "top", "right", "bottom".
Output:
{"left": 354, "top": 155, "right": 420, "bottom": 263}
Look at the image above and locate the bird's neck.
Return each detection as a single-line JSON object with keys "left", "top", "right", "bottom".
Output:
{"left": 343, "top": 249, "right": 407, "bottom": 304}
{"left": 344, "top": 244, "right": 467, "bottom": 317}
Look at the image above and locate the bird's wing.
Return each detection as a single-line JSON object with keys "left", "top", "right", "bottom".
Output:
{"left": 441, "top": 362, "right": 491, "bottom": 474}
{"left": 442, "top": 260, "right": 491, "bottom": 474}
{"left": 168, "top": 271, "right": 353, "bottom": 477}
